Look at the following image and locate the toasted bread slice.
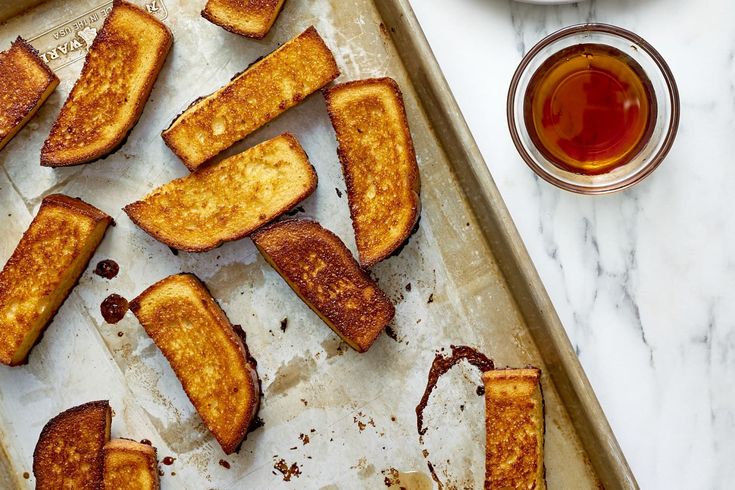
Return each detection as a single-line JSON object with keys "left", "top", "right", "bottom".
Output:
{"left": 33, "top": 400, "right": 112, "bottom": 490}
{"left": 202, "top": 0, "right": 285, "bottom": 39}
{"left": 162, "top": 26, "right": 338, "bottom": 170}
{"left": 0, "top": 37, "right": 58, "bottom": 151}
{"left": 103, "top": 439, "right": 159, "bottom": 490}
{"left": 482, "top": 368, "right": 545, "bottom": 490}
{"left": 130, "top": 274, "right": 260, "bottom": 454}
{"left": 252, "top": 219, "right": 395, "bottom": 352}
{"left": 325, "top": 78, "right": 421, "bottom": 267}
{"left": 124, "top": 133, "right": 316, "bottom": 252}
{"left": 0, "top": 194, "right": 112, "bottom": 366}
{"left": 40, "top": 0, "right": 172, "bottom": 167}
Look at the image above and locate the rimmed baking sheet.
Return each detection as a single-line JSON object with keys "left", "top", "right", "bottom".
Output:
{"left": 0, "top": 0, "right": 634, "bottom": 488}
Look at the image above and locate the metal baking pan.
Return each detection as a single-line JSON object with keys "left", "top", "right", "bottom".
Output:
{"left": 0, "top": 0, "right": 636, "bottom": 488}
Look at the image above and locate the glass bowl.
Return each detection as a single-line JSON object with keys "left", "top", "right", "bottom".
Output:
{"left": 507, "top": 23, "right": 680, "bottom": 194}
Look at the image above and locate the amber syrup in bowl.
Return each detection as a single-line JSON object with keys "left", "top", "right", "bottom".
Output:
{"left": 525, "top": 44, "right": 655, "bottom": 175}
{"left": 508, "top": 24, "right": 679, "bottom": 194}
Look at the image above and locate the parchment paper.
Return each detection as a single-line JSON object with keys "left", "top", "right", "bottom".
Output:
{"left": 0, "top": 1, "right": 599, "bottom": 488}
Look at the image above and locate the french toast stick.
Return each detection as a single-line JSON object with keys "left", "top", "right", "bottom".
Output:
{"left": 252, "top": 219, "right": 395, "bottom": 352}
{"left": 482, "top": 368, "right": 545, "bottom": 490}
{"left": 0, "top": 194, "right": 112, "bottom": 366}
{"left": 202, "top": 0, "right": 285, "bottom": 39}
{"left": 124, "top": 133, "right": 317, "bottom": 252}
{"left": 325, "top": 77, "right": 421, "bottom": 267}
{"left": 33, "top": 400, "right": 112, "bottom": 490}
{"left": 103, "top": 439, "right": 159, "bottom": 490}
{"left": 130, "top": 274, "right": 260, "bottom": 454}
{"left": 0, "top": 37, "right": 58, "bottom": 151}
{"left": 162, "top": 26, "right": 338, "bottom": 170}
{"left": 41, "top": 0, "right": 172, "bottom": 166}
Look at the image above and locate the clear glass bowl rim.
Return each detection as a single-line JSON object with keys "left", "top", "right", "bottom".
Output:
{"left": 507, "top": 23, "right": 681, "bottom": 194}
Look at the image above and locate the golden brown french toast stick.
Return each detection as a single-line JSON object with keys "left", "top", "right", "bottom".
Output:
{"left": 103, "top": 439, "right": 159, "bottom": 490}
{"left": 130, "top": 274, "right": 260, "bottom": 454}
{"left": 0, "top": 37, "right": 58, "bottom": 151}
{"left": 124, "top": 133, "right": 317, "bottom": 252}
{"left": 252, "top": 219, "right": 395, "bottom": 352}
{"left": 41, "top": 0, "right": 172, "bottom": 166}
{"left": 0, "top": 194, "right": 112, "bottom": 366}
{"left": 202, "top": 0, "right": 286, "bottom": 39}
{"left": 162, "top": 26, "right": 338, "bottom": 170}
{"left": 482, "top": 368, "right": 545, "bottom": 490}
{"left": 33, "top": 400, "right": 112, "bottom": 490}
{"left": 325, "top": 77, "right": 421, "bottom": 267}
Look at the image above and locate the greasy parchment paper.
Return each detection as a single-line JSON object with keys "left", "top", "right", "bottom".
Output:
{"left": 0, "top": 1, "right": 599, "bottom": 488}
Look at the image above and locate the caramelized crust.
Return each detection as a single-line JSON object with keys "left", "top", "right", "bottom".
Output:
{"left": 124, "top": 133, "right": 317, "bottom": 252}
{"left": 252, "top": 219, "right": 395, "bottom": 352}
{"left": 130, "top": 274, "right": 260, "bottom": 454}
{"left": 0, "top": 37, "right": 58, "bottom": 151}
{"left": 103, "top": 439, "right": 159, "bottom": 490}
{"left": 202, "top": 0, "right": 286, "bottom": 39}
{"left": 482, "top": 368, "right": 546, "bottom": 490}
{"left": 41, "top": 0, "right": 172, "bottom": 167}
{"left": 33, "top": 400, "right": 112, "bottom": 490}
{"left": 162, "top": 26, "right": 338, "bottom": 170}
{"left": 0, "top": 194, "right": 112, "bottom": 366}
{"left": 325, "top": 78, "right": 421, "bottom": 267}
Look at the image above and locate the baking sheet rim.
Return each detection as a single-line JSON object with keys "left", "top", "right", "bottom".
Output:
{"left": 373, "top": 1, "right": 639, "bottom": 488}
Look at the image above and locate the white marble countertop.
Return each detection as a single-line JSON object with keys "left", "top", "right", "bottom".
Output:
{"left": 410, "top": 0, "right": 733, "bottom": 488}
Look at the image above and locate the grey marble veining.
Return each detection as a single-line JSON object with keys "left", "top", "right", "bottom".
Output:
{"left": 412, "top": 0, "right": 735, "bottom": 488}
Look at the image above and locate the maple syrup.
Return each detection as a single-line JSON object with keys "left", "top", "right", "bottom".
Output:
{"left": 415, "top": 345, "right": 494, "bottom": 436}
{"left": 100, "top": 294, "right": 128, "bottom": 324}
{"left": 93, "top": 259, "right": 119, "bottom": 279}
{"left": 524, "top": 43, "right": 656, "bottom": 175}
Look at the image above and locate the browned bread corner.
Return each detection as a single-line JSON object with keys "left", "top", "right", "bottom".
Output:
{"left": 482, "top": 368, "right": 545, "bottom": 490}
{"left": 0, "top": 194, "right": 112, "bottom": 366}
{"left": 124, "top": 133, "right": 316, "bottom": 252}
{"left": 252, "top": 219, "right": 395, "bottom": 352}
{"left": 103, "top": 439, "right": 159, "bottom": 490}
{"left": 325, "top": 77, "right": 421, "bottom": 268}
{"left": 162, "top": 26, "right": 338, "bottom": 170}
{"left": 0, "top": 37, "right": 58, "bottom": 151}
{"left": 130, "top": 273, "right": 260, "bottom": 454}
{"left": 202, "top": 0, "right": 286, "bottom": 39}
{"left": 33, "top": 400, "right": 112, "bottom": 490}
{"left": 41, "top": 0, "right": 172, "bottom": 167}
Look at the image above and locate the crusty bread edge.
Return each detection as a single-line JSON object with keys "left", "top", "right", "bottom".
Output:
{"left": 201, "top": 0, "right": 286, "bottom": 39}
{"left": 11, "top": 37, "right": 57, "bottom": 83}
{"left": 32, "top": 400, "right": 111, "bottom": 487}
{"left": 123, "top": 133, "right": 318, "bottom": 252}
{"left": 40, "top": 0, "right": 173, "bottom": 167}
{"left": 0, "top": 194, "right": 112, "bottom": 366}
{"left": 41, "top": 193, "right": 113, "bottom": 222}
{"left": 161, "top": 26, "right": 339, "bottom": 171}
{"left": 104, "top": 438, "right": 158, "bottom": 458}
{"left": 482, "top": 367, "right": 546, "bottom": 490}
{"left": 0, "top": 37, "right": 59, "bottom": 152}
{"left": 129, "top": 273, "right": 260, "bottom": 454}
{"left": 103, "top": 438, "right": 159, "bottom": 488}
{"left": 252, "top": 218, "right": 395, "bottom": 352}
{"left": 324, "top": 77, "right": 421, "bottom": 268}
